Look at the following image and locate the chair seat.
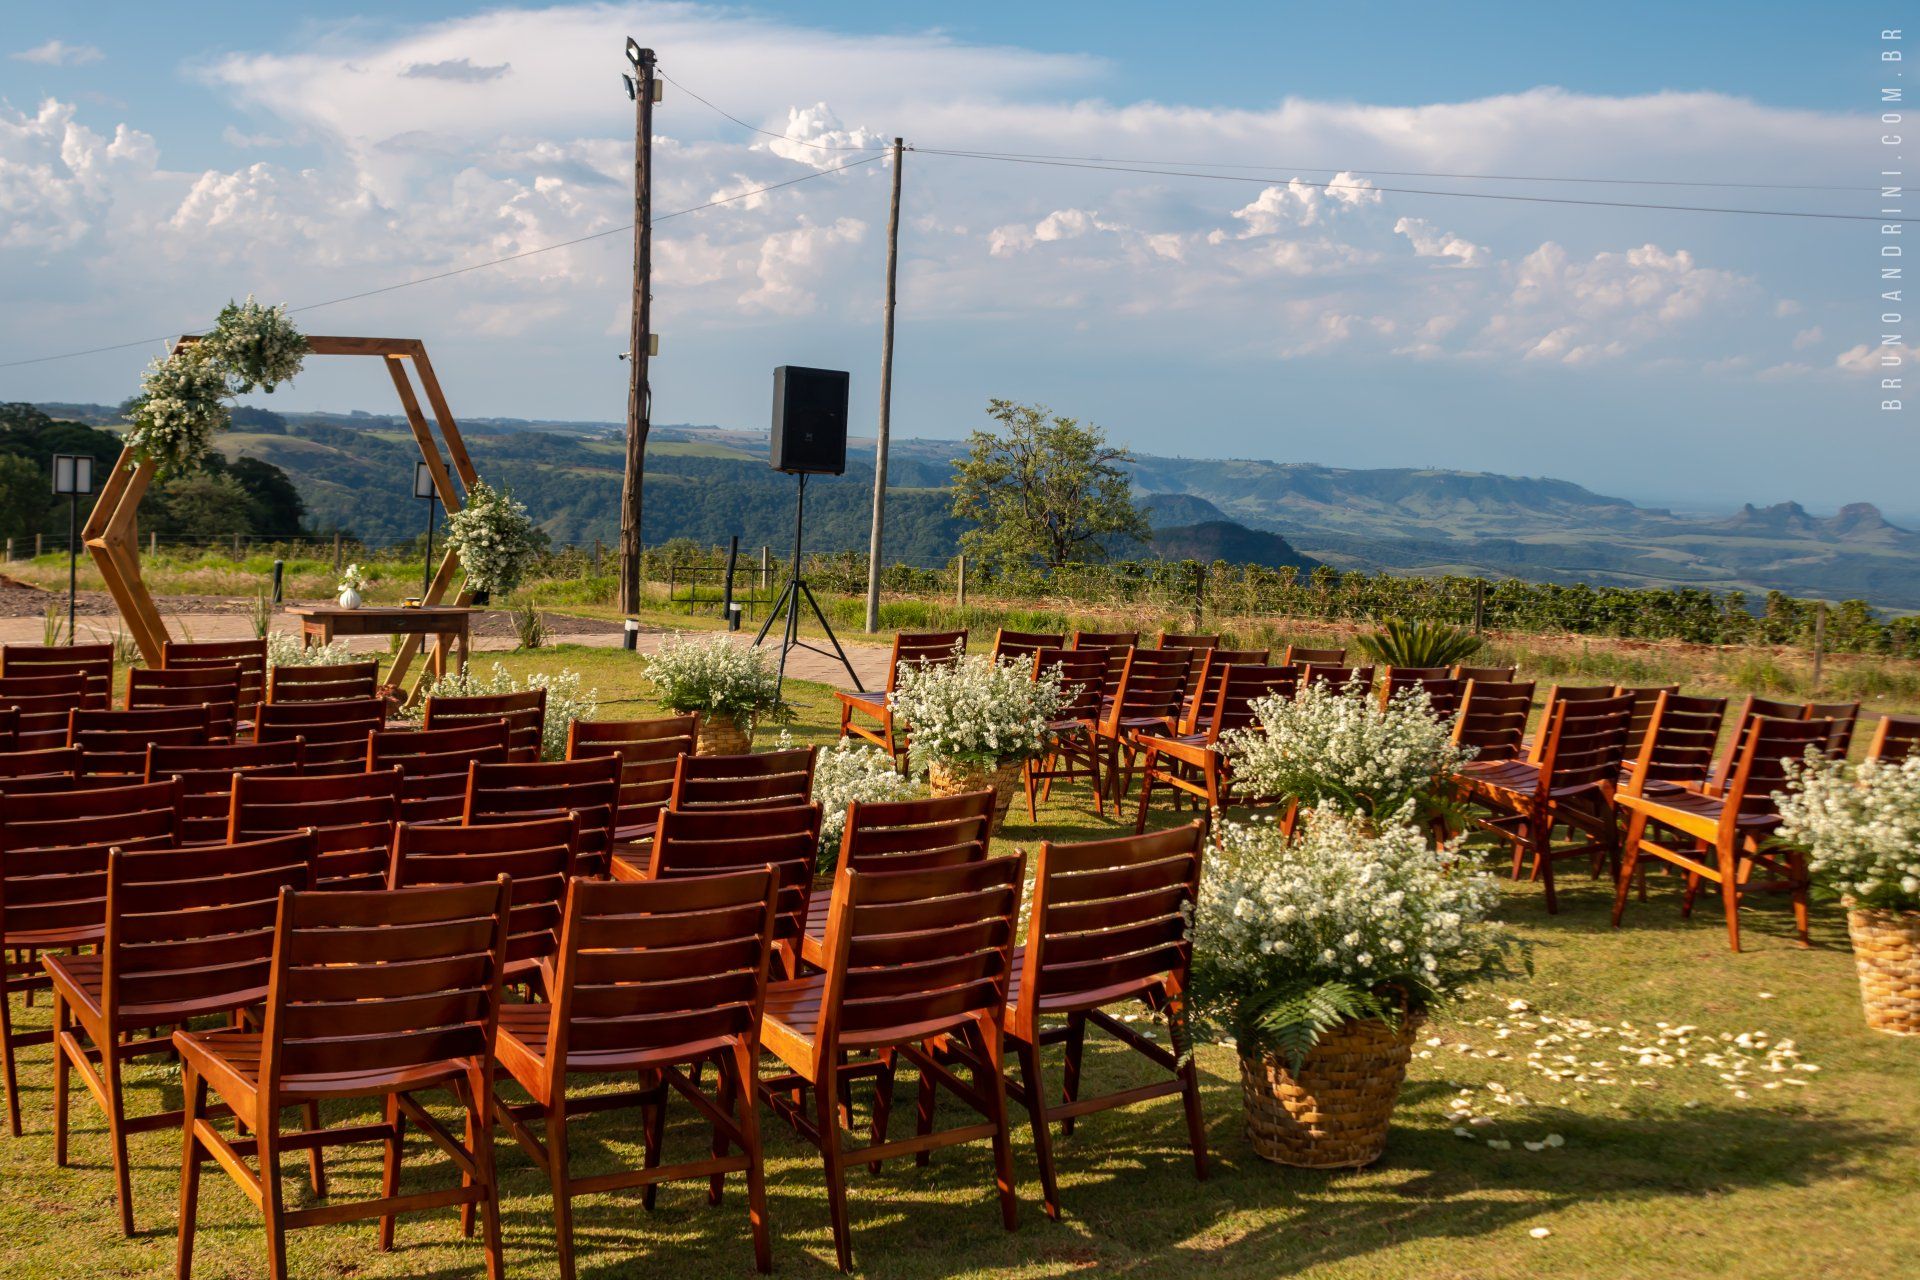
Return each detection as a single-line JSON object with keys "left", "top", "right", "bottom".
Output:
{"left": 43, "top": 953, "right": 267, "bottom": 1029}
{"left": 173, "top": 1027, "right": 476, "bottom": 1108}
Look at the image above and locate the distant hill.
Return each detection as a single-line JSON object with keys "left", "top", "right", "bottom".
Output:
{"left": 1148, "top": 521, "right": 1321, "bottom": 571}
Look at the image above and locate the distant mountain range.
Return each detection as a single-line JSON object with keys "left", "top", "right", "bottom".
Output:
{"left": 31, "top": 403, "right": 1920, "bottom": 608}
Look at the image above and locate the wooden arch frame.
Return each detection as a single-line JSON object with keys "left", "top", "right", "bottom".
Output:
{"left": 84, "top": 336, "right": 480, "bottom": 697}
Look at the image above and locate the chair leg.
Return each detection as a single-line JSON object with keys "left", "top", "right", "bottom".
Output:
{"left": 1610, "top": 810, "right": 1649, "bottom": 929}
{"left": 1013, "top": 1036, "right": 1061, "bottom": 1221}
{"left": 378, "top": 1093, "right": 404, "bottom": 1251}
{"left": 177, "top": 1067, "right": 206, "bottom": 1280}
{"left": 976, "top": 1020, "right": 1018, "bottom": 1232}
{"left": 1060, "top": 1013, "right": 1086, "bottom": 1137}
{"left": 100, "top": 1033, "right": 135, "bottom": 1236}
{"left": 547, "top": 1101, "right": 576, "bottom": 1280}
{"left": 816, "top": 1061, "right": 854, "bottom": 1273}
{"left": 731, "top": 1042, "right": 773, "bottom": 1274}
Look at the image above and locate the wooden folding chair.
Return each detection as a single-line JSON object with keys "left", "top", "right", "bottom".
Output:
{"left": 1282, "top": 644, "right": 1346, "bottom": 667}
{"left": 1298, "top": 663, "right": 1374, "bottom": 695}
{"left": 1005, "top": 823, "right": 1207, "bottom": 1218}
{"left": 426, "top": 689, "right": 547, "bottom": 762}
{"left": 230, "top": 768, "right": 402, "bottom": 889}
{"left": 0, "top": 671, "right": 90, "bottom": 751}
{"left": 390, "top": 815, "right": 577, "bottom": 990}
{"left": 166, "top": 637, "right": 268, "bottom": 726}
{"left": 269, "top": 660, "right": 380, "bottom": 704}
{"left": 1867, "top": 713, "right": 1920, "bottom": 763}
{"left": 371, "top": 720, "right": 511, "bottom": 823}
{"left": 1613, "top": 715, "right": 1832, "bottom": 951}
{"left": 988, "top": 629, "right": 1065, "bottom": 665}
{"left": 1134, "top": 664, "right": 1299, "bottom": 833}
{"left": 1180, "top": 648, "right": 1272, "bottom": 734}
{"left": 174, "top": 879, "right": 513, "bottom": 1280}
{"left": 802, "top": 791, "right": 995, "bottom": 969}
{"left": 45, "top": 831, "right": 319, "bottom": 1233}
{"left": 1024, "top": 649, "right": 1108, "bottom": 818}
{"left": 493, "top": 870, "right": 781, "bottom": 1279}
{"left": 1, "top": 643, "right": 112, "bottom": 709}
{"left": 128, "top": 663, "right": 242, "bottom": 741}
{"left": 836, "top": 630, "right": 967, "bottom": 767}
{"left": 255, "top": 696, "right": 386, "bottom": 773}
{"left": 1807, "top": 701, "right": 1862, "bottom": 760}
{"left": 566, "top": 714, "right": 698, "bottom": 848}
{"left": 0, "top": 779, "right": 180, "bottom": 1136}
{"left": 1094, "top": 647, "right": 1198, "bottom": 813}
{"left": 668, "top": 744, "right": 816, "bottom": 811}
{"left": 148, "top": 739, "right": 306, "bottom": 843}
{"left": 1454, "top": 694, "right": 1634, "bottom": 913}
{"left": 464, "top": 756, "right": 621, "bottom": 878}
{"left": 760, "top": 856, "right": 1023, "bottom": 1272}
{"left": 72, "top": 704, "right": 219, "bottom": 774}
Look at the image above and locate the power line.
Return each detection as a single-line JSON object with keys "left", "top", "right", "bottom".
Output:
{"left": 0, "top": 153, "right": 884, "bottom": 371}
{"left": 916, "top": 147, "right": 1908, "bottom": 222}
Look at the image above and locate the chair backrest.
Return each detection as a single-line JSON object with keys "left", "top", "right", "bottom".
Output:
{"left": 566, "top": 714, "right": 699, "bottom": 835}
{"left": 0, "top": 779, "right": 181, "bottom": 947}
{"left": 1283, "top": 644, "right": 1346, "bottom": 668}
{"left": 812, "top": 855, "right": 1023, "bottom": 1063}
{"left": 1185, "top": 648, "right": 1272, "bottom": 731}
{"left": 1453, "top": 680, "right": 1537, "bottom": 763}
{"left": 0, "top": 643, "right": 112, "bottom": 709}
{"left": 269, "top": 661, "right": 380, "bottom": 704}
{"left": 1209, "top": 664, "right": 1300, "bottom": 739}
{"left": 259, "top": 879, "right": 511, "bottom": 1089}
{"left": 229, "top": 767, "right": 402, "bottom": 889}
{"left": 1807, "top": 702, "right": 1862, "bottom": 760}
{"left": 255, "top": 697, "right": 385, "bottom": 773}
{"left": 989, "top": 629, "right": 1065, "bottom": 665}
{"left": 424, "top": 689, "right": 547, "bottom": 763}
{"left": 1867, "top": 714, "right": 1920, "bottom": 763}
{"left": 0, "top": 671, "right": 93, "bottom": 751}
{"left": 1032, "top": 649, "right": 1107, "bottom": 725}
{"left": 1104, "top": 647, "right": 1196, "bottom": 730}
{"left": 390, "top": 815, "right": 578, "bottom": 975}
{"left": 147, "top": 738, "right": 306, "bottom": 843}
{"left": 166, "top": 638, "right": 268, "bottom": 720}
{"left": 835, "top": 791, "right": 994, "bottom": 879}
{"left": 1014, "top": 823, "right": 1202, "bottom": 1037}
{"left": 72, "top": 704, "right": 217, "bottom": 775}
{"left": 1535, "top": 693, "right": 1634, "bottom": 794}
{"left": 129, "top": 663, "right": 242, "bottom": 740}
{"left": 884, "top": 631, "right": 968, "bottom": 692}
{"left": 668, "top": 745, "right": 816, "bottom": 811}
{"left": 370, "top": 720, "right": 512, "bottom": 823}
{"left": 464, "top": 755, "right": 621, "bottom": 878}
{"left": 1713, "top": 696, "right": 1811, "bottom": 791}
{"left": 649, "top": 804, "right": 819, "bottom": 954}
{"left": 105, "top": 832, "right": 319, "bottom": 1023}
{"left": 1380, "top": 667, "right": 1463, "bottom": 719}
{"left": 1156, "top": 633, "right": 1220, "bottom": 651}
{"left": 1453, "top": 664, "right": 1518, "bottom": 684}
{"left": 1298, "top": 663, "right": 1375, "bottom": 695}
{"left": 539, "top": 870, "right": 778, "bottom": 1089}
{"left": 1722, "top": 717, "right": 1836, "bottom": 829}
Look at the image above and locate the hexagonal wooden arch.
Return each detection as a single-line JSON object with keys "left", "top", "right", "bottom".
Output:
{"left": 84, "top": 335, "right": 481, "bottom": 698}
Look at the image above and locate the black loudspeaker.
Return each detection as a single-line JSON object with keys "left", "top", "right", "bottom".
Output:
{"left": 770, "top": 366, "right": 849, "bottom": 475}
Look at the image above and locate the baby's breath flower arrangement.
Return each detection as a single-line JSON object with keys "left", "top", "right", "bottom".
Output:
{"left": 443, "top": 481, "right": 543, "bottom": 598}
{"left": 404, "top": 662, "right": 598, "bottom": 761}
{"left": 198, "top": 295, "right": 308, "bottom": 394}
{"left": 124, "top": 345, "right": 230, "bottom": 477}
{"left": 888, "top": 651, "right": 1065, "bottom": 774}
{"left": 1224, "top": 683, "right": 1472, "bottom": 828}
{"left": 644, "top": 635, "right": 794, "bottom": 744}
{"left": 803, "top": 735, "right": 919, "bottom": 873}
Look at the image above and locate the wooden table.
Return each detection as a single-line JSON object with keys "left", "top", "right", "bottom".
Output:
{"left": 286, "top": 605, "right": 476, "bottom": 680}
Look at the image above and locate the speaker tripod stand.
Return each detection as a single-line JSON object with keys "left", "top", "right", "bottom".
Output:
{"left": 753, "top": 471, "right": 865, "bottom": 693}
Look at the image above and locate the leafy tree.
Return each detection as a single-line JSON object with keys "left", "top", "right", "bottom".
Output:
{"left": 949, "top": 399, "right": 1149, "bottom": 573}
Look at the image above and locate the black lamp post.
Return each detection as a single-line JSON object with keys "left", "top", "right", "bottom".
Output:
{"left": 414, "top": 460, "right": 438, "bottom": 597}
{"left": 51, "top": 454, "right": 94, "bottom": 646}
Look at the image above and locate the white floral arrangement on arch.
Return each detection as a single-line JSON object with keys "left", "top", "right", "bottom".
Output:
{"left": 123, "top": 297, "right": 306, "bottom": 476}
{"left": 1189, "top": 805, "right": 1521, "bottom": 1067}
{"left": 1776, "top": 753, "right": 1920, "bottom": 913}
{"left": 443, "top": 480, "right": 543, "bottom": 598}
{"left": 402, "top": 662, "right": 599, "bottom": 761}
{"left": 887, "top": 650, "right": 1066, "bottom": 774}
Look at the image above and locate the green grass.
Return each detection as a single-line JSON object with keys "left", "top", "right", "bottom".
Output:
{"left": 3, "top": 649, "right": 1917, "bottom": 1278}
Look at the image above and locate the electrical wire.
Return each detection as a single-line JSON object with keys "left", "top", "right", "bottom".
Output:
{"left": 0, "top": 153, "right": 884, "bottom": 370}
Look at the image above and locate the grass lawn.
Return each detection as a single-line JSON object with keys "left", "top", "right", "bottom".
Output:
{"left": 2, "top": 646, "right": 1917, "bottom": 1279}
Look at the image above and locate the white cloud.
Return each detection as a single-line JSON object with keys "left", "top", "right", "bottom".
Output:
{"left": 12, "top": 40, "right": 103, "bottom": 67}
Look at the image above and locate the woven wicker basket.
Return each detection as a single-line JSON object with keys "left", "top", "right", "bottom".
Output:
{"left": 695, "top": 712, "right": 753, "bottom": 757}
{"left": 1847, "top": 907, "right": 1920, "bottom": 1036}
{"left": 926, "top": 757, "right": 1024, "bottom": 824}
{"left": 1239, "top": 1014, "right": 1423, "bottom": 1168}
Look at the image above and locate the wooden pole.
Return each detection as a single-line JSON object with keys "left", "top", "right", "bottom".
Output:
{"left": 864, "top": 137, "right": 905, "bottom": 633}
{"left": 617, "top": 39, "right": 657, "bottom": 647}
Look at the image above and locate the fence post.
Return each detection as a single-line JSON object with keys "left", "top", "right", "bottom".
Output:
{"left": 1473, "top": 580, "right": 1487, "bottom": 635}
{"left": 332, "top": 533, "right": 343, "bottom": 572}
{"left": 1810, "top": 604, "right": 1826, "bottom": 695}
{"left": 955, "top": 554, "right": 967, "bottom": 608}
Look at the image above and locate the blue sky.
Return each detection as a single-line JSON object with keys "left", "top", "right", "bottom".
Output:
{"left": 1, "top": 2, "right": 1912, "bottom": 515}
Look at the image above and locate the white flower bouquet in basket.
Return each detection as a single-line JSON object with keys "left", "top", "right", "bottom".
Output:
{"left": 443, "top": 481, "right": 542, "bottom": 600}
{"left": 644, "top": 634, "right": 794, "bottom": 753}
{"left": 887, "top": 652, "right": 1066, "bottom": 821}
{"left": 1190, "top": 806, "right": 1521, "bottom": 1166}
{"left": 1777, "top": 753, "right": 1920, "bottom": 1034}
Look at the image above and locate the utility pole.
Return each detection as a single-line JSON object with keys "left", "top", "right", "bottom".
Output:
{"left": 864, "top": 138, "right": 905, "bottom": 633}
{"left": 618, "top": 38, "right": 657, "bottom": 650}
